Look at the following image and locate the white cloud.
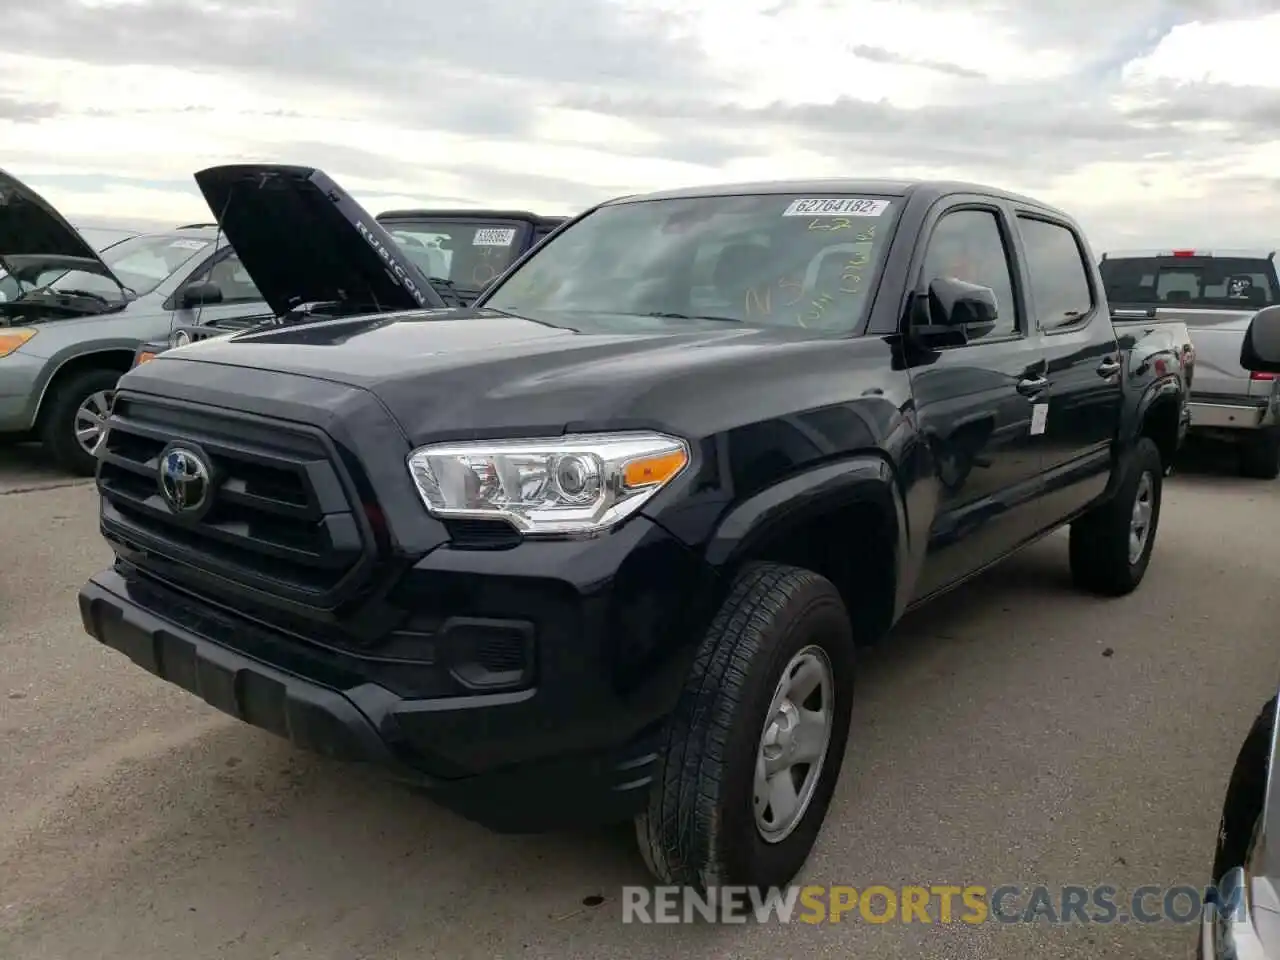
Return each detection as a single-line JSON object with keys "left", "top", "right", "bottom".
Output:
{"left": 1, "top": 0, "right": 1279, "bottom": 251}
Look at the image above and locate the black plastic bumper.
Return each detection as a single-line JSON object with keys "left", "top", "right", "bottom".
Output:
{"left": 78, "top": 568, "right": 672, "bottom": 833}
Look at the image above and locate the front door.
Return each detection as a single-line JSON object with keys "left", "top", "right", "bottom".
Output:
{"left": 905, "top": 203, "right": 1049, "bottom": 600}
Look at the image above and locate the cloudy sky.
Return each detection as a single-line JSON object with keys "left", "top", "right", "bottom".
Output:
{"left": 3, "top": 0, "right": 1280, "bottom": 250}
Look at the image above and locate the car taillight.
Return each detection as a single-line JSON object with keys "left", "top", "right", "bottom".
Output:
{"left": 1172, "top": 249, "right": 1197, "bottom": 257}
{"left": 1251, "top": 371, "right": 1275, "bottom": 381}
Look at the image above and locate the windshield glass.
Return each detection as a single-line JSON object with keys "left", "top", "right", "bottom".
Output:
{"left": 1100, "top": 255, "right": 1280, "bottom": 308}
{"left": 43, "top": 234, "right": 213, "bottom": 301}
{"left": 481, "top": 194, "right": 899, "bottom": 333}
{"left": 382, "top": 220, "right": 529, "bottom": 291}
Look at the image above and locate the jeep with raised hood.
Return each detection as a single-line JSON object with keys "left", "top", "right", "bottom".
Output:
{"left": 131, "top": 186, "right": 567, "bottom": 366}
{"left": 128, "top": 164, "right": 464, "bottom": 367}
{"left": 80, "top": 177, "right": 1190, "bottom": 892}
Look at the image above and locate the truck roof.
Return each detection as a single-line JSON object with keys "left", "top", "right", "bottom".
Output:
{"left": 605, "top": 178, "right": 1067, "bottom": 214}
{"left": 1102, "top": 248, "right": 1277, "bottom": 260}
{"left": 376, "top": 209, "right": 566, "bottom": 229}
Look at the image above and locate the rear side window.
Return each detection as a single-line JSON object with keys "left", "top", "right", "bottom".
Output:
{"left": 1016, "top": 216, "right": 1094, "bottom": 331}
{"left": 1099, "top": 256, "right": 1279, "bottom": 308}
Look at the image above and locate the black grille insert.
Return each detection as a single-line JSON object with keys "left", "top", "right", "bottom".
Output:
{"left": 98, "top": 394, "right": 370, "bottom": 606}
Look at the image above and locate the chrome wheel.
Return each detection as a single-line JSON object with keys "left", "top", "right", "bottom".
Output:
{"left": 74, "top": 389, "right": 113, "bottom": 458}
{"left": 753, "top": 645, "right": 834, "bottom": 844}
{"left": 1128, "top": 470, "right": 1154, "bottom": 564}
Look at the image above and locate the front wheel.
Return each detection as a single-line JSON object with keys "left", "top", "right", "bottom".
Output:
{"left": 635, "top": 562, "right": 855, "bottom": 894}
{"left": 40, "top": 368, "right": 121, "bottom": 476}
{"left": 1068, "top": 436, "right": 1163, "bottom": 596}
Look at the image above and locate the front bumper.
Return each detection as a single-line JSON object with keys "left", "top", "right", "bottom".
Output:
{"left": 1201, "top": 868, "right": 1277, "bottom": 960}
{"left": 80, "top": 513, "right": 711, "bottom": 831}
{"left": 0, "top": 349, "right": 45, "bottom": 433}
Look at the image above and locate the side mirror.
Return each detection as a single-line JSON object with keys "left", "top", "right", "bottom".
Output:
{"left": 911, "top": 276, "right": 999, "bottom": 344}
{"left": 1241, "top": 304, "right": 1280, "bottom": 373}
{"left": 179, "top": 280, "right": 223, "bottom": 308}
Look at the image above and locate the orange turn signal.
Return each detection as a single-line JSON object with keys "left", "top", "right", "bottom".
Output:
{"left": 0, "top": 328, "right": 37, "bottom": 358}
{"left": 136, "top": 352, "right": 157, "bottom": 365}
{"left": 623, "top": 449, "right": 688, "bottom": 488}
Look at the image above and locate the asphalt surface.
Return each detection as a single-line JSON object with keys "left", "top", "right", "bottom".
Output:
{"left": 1, "top": 439, "right": 1276, "bottom": 960}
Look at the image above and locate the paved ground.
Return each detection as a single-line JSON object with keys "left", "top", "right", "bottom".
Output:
{"left": 1, "top": 440, "right": 1276, "bottom": 960}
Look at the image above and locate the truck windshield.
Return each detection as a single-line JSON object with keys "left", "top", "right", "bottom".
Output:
{"left": 481, "top": 194, "right": 899, "bottom": 334}
{"left": 382, "top": 220, "right": 530, "bottom": 292}
{"left": 1100, "top": 255, "right": 1280, "bottom": 309}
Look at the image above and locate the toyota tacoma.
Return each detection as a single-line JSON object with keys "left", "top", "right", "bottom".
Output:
{"left": 80, "top": 174, "right": 1190, "bottom": 892}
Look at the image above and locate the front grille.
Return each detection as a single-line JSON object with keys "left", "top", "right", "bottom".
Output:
{"left": 98, "top": 394, "right": 371, "bottom": 608}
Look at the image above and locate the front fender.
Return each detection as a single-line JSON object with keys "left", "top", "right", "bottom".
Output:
{"left": 703, "top": 452, "right": 910, "bottom": 614}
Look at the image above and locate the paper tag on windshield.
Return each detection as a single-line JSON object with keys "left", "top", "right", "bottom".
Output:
{"left": 1030, "top": 402, "right": 1049, "bottom": 436}
{"left": 170, "top": 239, "right": 209, "bottom": 250}
{"left": 473, "top": 228, "right": 516, "bottom": 246}
{"left": 783, "top": 198, "right": 888, "bottom": 217}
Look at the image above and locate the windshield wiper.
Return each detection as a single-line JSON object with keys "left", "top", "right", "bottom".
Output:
{"left": 644, "top": 311, "right": 742, "bottom": 324}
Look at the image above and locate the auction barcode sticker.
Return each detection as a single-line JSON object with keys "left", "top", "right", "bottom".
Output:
{"left": 473, "top": 228, "right": 517, "bottom": 246}
{"left": 782, "top": 198, "right": 889, "bottom": 217}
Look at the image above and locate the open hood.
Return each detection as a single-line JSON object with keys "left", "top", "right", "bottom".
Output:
{"left": 193, "top": 164, "right": 447, "bottom": 319}
{"left": 0, "top": 168, "right": 125, "bottom": 287}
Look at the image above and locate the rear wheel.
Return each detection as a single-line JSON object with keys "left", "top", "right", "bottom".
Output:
{"left": 40, "top": 368, "right": 121, "bottom": 476}
{"left": 1069, "top": 436, "right": 1163, "bottom": 596}
{"left": 1238, "top": 428, "right": 1280, "bottom": 480}
{"left": 635, "top": 562, "right": 856, "bottom": 894}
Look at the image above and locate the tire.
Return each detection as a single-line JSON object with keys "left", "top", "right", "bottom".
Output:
{"left": 1068, "top": 436, "right": 1163, "bottom": 597}
{"left": 40, "top": 367, "right": 121, "bottom": 476}
{"left": 635, "top": 562, "right": 856, "bottom": 894}
{"left": 1238, "top": 428, "right": 1280, "bottom": 480}
{"left": 1211, "top": 697, "right": 1276, "bottom": 882}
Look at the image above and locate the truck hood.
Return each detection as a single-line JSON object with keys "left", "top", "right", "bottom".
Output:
{"left": 0, "top": 168, "right": 126, "bottom": 291}
{"left": 192, "top": 164, "right": 447, "bottom": 319}
{"left": 132, "top": 307, "right": 875, "bottom": 442}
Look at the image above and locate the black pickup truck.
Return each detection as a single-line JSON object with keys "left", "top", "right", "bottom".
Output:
{"left": 130, "top": 170, "right": 565, "bottom": 366}
{"left": 80, "top": 178, "right": 1191, "bottom": 894}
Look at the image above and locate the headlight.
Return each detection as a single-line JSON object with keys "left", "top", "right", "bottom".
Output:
{"left": 0, "top": 328, "right": 37, "bottom": 358}
{"left": 170, "top": 329, "right": 192, "bottom": 348}
{"left": 407, "top": 431, "right": 690, "bottom": 536}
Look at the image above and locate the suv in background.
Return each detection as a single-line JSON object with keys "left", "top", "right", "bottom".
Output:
{"left": 0, "top": 166, "right": 278, "bottom": 474}
{"left": 1099, "top": 248, "right": 1280, "bottom": 477}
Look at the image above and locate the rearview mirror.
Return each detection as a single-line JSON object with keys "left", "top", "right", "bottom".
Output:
{"left": 179, "top": 280, "right": 223, "bottom": 308}
{"left": 1241, "top": 304, "right": 1280, "bottom": 373}
{"left": 911, "top": 276, "right": 998, "bottom": 344}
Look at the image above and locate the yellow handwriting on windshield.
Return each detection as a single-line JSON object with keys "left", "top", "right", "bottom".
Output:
{"left": 799, "top": 293, "right": 835, "bottom": 327}
{"left": 807, "top": 218, "right": 852, "bottom": 232}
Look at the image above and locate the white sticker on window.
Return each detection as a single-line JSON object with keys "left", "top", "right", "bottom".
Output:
{"left": 473, "top": 228, "right": 517, "bottom": 246}
{"left": 782, "top": 198, "right": 889, "bottom": 218}
{"left": 1030, "top": 402, "right": 1049, "bottom": 436}
{"left": 170, "top": 239, "right": 210, "bottom": 251}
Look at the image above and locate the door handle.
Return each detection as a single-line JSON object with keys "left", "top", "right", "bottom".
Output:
{"left": 1016, "top": 376, "right": 1049, "bottom": 396}
{"left": 1096, "top": 357, "right": 1122, "bottom": 378}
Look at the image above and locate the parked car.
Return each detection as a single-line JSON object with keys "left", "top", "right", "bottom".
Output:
{"left": 131, "top": 206, "right": 565, "bottom": 367}
{"left": 0, "top": 168, "right": 286, "bottom": 474}
{"left": 1199, "top": 305, "right": 1280, "bottom": 960}
{"left": 1099, "top": 248, "right": 1280, "bottom": 478}
{"left": 80, "top": 177, "right": 1190, "bottom": 893}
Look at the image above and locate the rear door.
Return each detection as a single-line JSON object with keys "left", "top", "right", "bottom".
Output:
{"left": 906, "top": 199, "right": 1051, "bottom": 599}
{"left": 1012, "top": 212, "right": 1121, "bottom": 519}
